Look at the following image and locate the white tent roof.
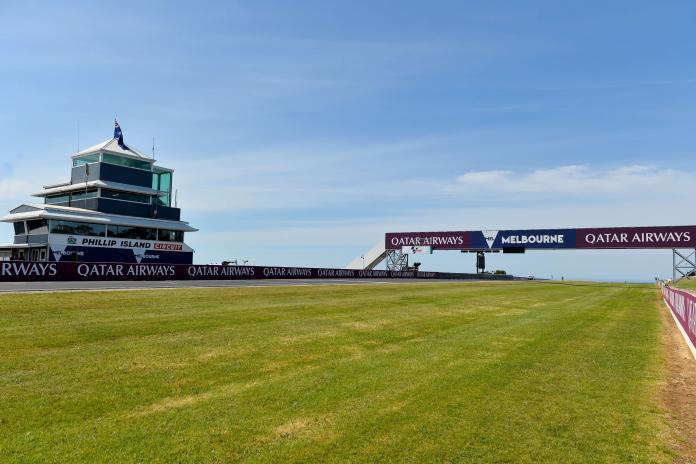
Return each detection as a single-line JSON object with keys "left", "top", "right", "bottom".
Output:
{"left": 1, "top": 204, "right": 197, "bottom": 232}
{"left": 72, "top": 138, "right": 155, "bottom": 163}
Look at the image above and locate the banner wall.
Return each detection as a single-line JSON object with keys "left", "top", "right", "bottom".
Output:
{"left": 386, "top": 226, "right": 696, "bottom": 250}
{"left": 0, "top": 261, "right": 514, "bottom": 283}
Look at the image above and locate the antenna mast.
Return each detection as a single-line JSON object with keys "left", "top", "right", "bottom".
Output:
{"left": 152, "top": 136, "right": 155, "bottom": 159}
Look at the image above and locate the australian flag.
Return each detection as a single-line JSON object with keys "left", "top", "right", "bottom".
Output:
{"left": 114, "top": 119, "right": 128, "bottom": 150}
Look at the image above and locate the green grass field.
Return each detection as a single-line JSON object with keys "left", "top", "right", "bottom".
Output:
{"left": 0, "top": 282, "right": 671, "bottom": 463}
{"left": 675, "top": 278, "right": 696, "bottom": 290}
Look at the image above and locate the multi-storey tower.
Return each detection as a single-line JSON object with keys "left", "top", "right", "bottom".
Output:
{"left": 0, "top": 123, "right": 197, "bottom": 264}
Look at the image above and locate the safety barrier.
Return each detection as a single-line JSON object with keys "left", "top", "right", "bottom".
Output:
{"left": 661, "top": 284, "right": 696, "bottom": 360}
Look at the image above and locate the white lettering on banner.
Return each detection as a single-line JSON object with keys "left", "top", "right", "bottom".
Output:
{"left": 186, "top": 266, "right": 256, "bottom": 277}
{"left": 359, "top": 270, "right": 388, "bottom": 278}
{"left": 127, "top": 265, "right": 175, "bottom": 277}
{"left": 631, "top": 231, "right": 690, "bottom": 243}
{"left": 287, "top": 268, "right": 313, "bottom": 277}
{"left": 585, "top": 233, "right": 629, "bottom": 244}
{"left": 390, "top": 236, "right": 465, "bottom": 247}
{"left": 77, "top": 264, "right": 123, "bottom": 277}
{"left": 318, "top": 269, "right": 353, "bottom": 277}
{"left": 54, "top": 250, "right": 84, "bottom": 257}
{"left": 264, "top": 267, "right": 288, "bottom": 277}
{"left": 54, "top": 234, "right": 191, "bottom": 253}
{"left": 76, "top": 263, "right": 175, "bottom": 278}
{"left": 0, "top": 262, "right": 57, "bottom": 277}
{"left": 390, "top": 271, "right": 415, "bottom": 278}
{"left": 501, "top": 234, "right": 564, "bottom": 245}
{"left": 586, "top": 231, "right": 691, "bottom": 245}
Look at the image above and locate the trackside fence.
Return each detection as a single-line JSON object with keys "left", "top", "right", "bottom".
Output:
{"left": 661, "top": 284, "right": 696, "bottom": 360}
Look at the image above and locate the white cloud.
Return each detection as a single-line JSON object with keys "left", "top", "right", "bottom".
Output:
{"left": 455, "top": 164, "right": 688, "bottom": 195}
{"left": 0, "top": 178, "right": 31, "bottom": 200}
{"left": 172, "top": 154, "right": 695, "bottom": 215}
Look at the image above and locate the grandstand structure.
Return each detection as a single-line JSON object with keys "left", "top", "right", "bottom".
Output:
{"left": 0, "top": 123, "right": 197, "bottom": 264}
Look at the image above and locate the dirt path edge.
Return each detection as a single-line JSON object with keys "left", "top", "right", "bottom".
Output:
{"left": 660, "top": 295, "right": 696, "bottom": 463}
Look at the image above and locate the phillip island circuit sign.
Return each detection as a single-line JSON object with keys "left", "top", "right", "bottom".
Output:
{"left": 386, "top": 226, "right": 696, "bottom": 251}
{"left": 46, "top": 234, "right": 194, "bottom": 265}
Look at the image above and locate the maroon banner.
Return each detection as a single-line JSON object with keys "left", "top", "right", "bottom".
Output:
{"left": 386, "top": 226, "right": 696, "bottom": 251}
{"left": 662, "top": 285, "right": 696, "bottom": 360}
{"left": 0, "top": 261, "right": 512, "bottom": 283}
{"left": 385, "top": 231, "right": 472, "bottom": 250}
{"left": 577, "top": 226, "right": 696, "bottom": 249}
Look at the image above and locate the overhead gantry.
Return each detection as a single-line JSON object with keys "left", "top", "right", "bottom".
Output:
{"left": 347, "top": 226, "right": 696, "bottom": 281}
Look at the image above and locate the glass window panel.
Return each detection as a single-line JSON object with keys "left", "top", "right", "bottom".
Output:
{"left": 70, "top": 189, "right": 98, "bottom": 202}
{"left": 101, "top": 189, "right": 150, "bottom": 204}
{"left": 109, "top": 225, "right": 136, "bottom": 238}
{"left": 72, "top": 153, "right": 100, "bottom": 167}
{"left": 157, "top": 229, "right": 184, "bottom": 242}
{"left": 108, "top": 225, "right": 156, "bottom": 241}
{"left": 102, "top": 153, "right": 152, "bottom": 171}
{"left": 156, "top": 194, "right": 170, "bottom": 207}
{"left": 45, "top": 194, "right": 70, "bottom": 204}
{"left": 14, "top": 222, "right": 26, "bottom": 235}
{"left": 159, "top": 172, "right": 171, "bottom": 193}
{"left": 49, "top": 220, "right": 105, "bottom": 237}
{"left": 26, "top": 219, "right": 48, "bottom": 234}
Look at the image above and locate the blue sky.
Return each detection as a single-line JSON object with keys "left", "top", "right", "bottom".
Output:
{"left": 1, "top": 1, "right": 695, "bottom": 280}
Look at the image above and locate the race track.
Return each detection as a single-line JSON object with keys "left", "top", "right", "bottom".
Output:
{"left": 0, "top": 278, "right": 469, "bottom": 293}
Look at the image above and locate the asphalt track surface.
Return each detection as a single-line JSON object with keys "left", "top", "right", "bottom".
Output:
{"left": 0, "top": 279, "right": 477, "bottom": 294}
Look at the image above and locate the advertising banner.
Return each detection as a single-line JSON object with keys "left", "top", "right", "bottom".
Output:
{"left": 386, "top": 226, "right": 696, "bottom": 250}
{"left": 661, "top": 285, "right": 696, "bottom": 360}
{"left": 48, "top": 234, "right": 194, "bottom": 264}
{"left": 386, "top": 231, "right": 472, "bottom": 250}
{"left": 468, "top": 229, "right": 577, "bottom": 250}
{"left": 0, "top": 261, "right": 483, "bottom": 283}
{"left": 576, "top": 226, "right": 696, "bottom": 249}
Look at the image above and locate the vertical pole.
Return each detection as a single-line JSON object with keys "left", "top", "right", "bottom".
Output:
{"left": 673, "top": 249, "right": 677, "bottom": 282}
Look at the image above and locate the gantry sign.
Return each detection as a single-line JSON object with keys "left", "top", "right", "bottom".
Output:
{"left": 385, "top": 226, "right": 696, "bottom": 280}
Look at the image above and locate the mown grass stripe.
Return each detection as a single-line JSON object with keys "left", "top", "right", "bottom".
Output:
{"left": 0, "top": 282, "right": 669, "bottom": 463}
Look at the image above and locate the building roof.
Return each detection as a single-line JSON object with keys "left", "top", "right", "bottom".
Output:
{"left": 1, "top": 204, "right": 198, "bottom": 232}
{"left": 0, "top": 243, "right": 46, "bottom": 249}
{"left": 32, "top": 180, "right": 166, "bottom": 197}
{"left": 72, "top": 138, "right": 155, "bottom": 163}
